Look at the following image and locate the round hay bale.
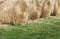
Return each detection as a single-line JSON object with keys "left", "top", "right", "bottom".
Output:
{"left": 13, "top": 0, "right": 29, "bottom": 24}
{"left": 40, "top": 0, "right": 52, "bottom": 18}
{"left": 0, "top": 0, "right": 18, "bottom": 24}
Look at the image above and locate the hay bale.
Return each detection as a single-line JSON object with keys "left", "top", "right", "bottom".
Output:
{"left": 24, "top": 0, "right": 37, "bottom": 20}
{"left": 0, "top": 0, "right": 60, "bottom": 24}
{"left": 50, "top": 0, "right": 60, "bottom": 17}
{"left": 29, "top": 0, "right": 39, "bottom": 20}
{"left": 0, "top": 0, "right": 18, "bottom": 24}
{"left": 13, "top": 0, "right": 29, "bottom": 24}
{"left": 34, "top": 0, "right": 42, "bottom": 19}
{"left": 25, "top": 0, "right": 42, "bottom": 20}
{"left": 53, "top": 0, "right": 60, "bottom": 17}
{"left": 40, "top": 0, "right": 52, "bottom": 18}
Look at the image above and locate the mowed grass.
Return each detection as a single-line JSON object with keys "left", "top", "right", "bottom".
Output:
{"left": 0, "top": 18, "right": 60, "bottom": 39}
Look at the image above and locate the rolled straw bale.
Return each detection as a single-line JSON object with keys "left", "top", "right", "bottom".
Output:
{"left": 53, "top": 0, "right": 60, "bottom": 16}
{"left": 0, "top": 0, "right": 18, "bottom": 24}
{"left": 40, "top": 0, "right": 52, "bottom": 18}
{"left": 13, "top": 0, "right": 29, "bottom": 24}
{"left": 24, "top": 0, "right": 42, "bottom": 20}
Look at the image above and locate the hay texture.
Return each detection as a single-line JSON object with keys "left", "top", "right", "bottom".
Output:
{"left": 0, "top": 0, "right": 60, "bottom": 24}
{"left": 13, "top": 0, "right": 29, "bottom": 24}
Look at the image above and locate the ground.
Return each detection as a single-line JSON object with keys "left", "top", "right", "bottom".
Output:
{"left": 0, "top": 17, "right": 60, "bottom": 39}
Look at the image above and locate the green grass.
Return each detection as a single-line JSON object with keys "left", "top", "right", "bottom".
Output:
{"left": 0, "top": 18, "right": 60, "bottom": 39}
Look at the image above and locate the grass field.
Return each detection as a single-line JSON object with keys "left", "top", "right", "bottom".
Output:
{"left": 0, "top": 17, "right": 60, "bottom": 39}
